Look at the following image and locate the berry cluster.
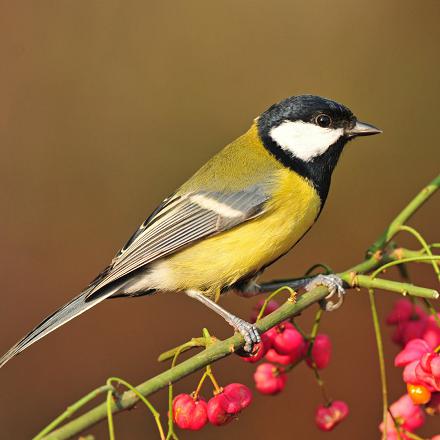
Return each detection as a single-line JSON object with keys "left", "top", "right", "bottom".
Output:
{"left": 171, "top": 296, "right": 439, "bottom": 437}
{"left": 315, "top": 400, "right": 349, "bottom": 432}
{"left": 384, "top": 299, "right": 440, "bottom": 439}
{"left": 396, "top": 339, "right": 440, "bottom": 405}
{"left": 388, "top": 299, "right": 440, "bottom": 348}
{"left": 246, "top": 299, "right": 347, "bottom": 431}
{"left": 173, "top": 383, "right": 252, "bottom": 431}
{"left": 170, "top": 297, "right": 348, "bottom": 434}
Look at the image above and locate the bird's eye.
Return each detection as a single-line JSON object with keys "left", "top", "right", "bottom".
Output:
{"left": 315, "top": 114, "right": 332, "bottom": 128}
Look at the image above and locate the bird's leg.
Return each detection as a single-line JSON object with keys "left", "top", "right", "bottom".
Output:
{"left": 185, "top": 290, "right": 260, "bottom": 352}
{"left": 260, "top": 274, "right": 346, "bottom": 312}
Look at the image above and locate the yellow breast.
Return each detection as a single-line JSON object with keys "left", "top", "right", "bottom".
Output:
{"left": 155, "top": 167, "right": 321, "bottom": 297}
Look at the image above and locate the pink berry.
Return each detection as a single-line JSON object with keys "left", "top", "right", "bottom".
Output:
{"left": 380, "top": 394, "right": 425, "bottom": 437}
{"left": 271, "top": 323, "right": 305, "bottom": 357}
{"left": 207, "top": 394, "right": 236, "bottom": 426}
{"left": 387, "top": 299, "right": 428, "bottom": 347}
{"left": 416, "top": 352, "right": 440, "bottom": 391}
{"left": 402, "top": 360, "right": 420, "bottom": 386}
{"left": 306, "top": 334, "right": 332, "bottom": 370}
{"left": 315, "top": 400, "right": 349, "bottom": 431}
{"left": 394, "top": 339, "right": 431, "bottom": 367}
{"left": 223, "top": 383, "right": 253, "bottom": 409}
{"left": 265, "top": 348, "right": 297, "bottom": 366}
{"left": 254, "top": 363, "right": 287, "bottom": 395}
{"left": 206, "top": 383, "right": 252, "bottom": 426}
{"left": 173, "top": 393, "right": 208, "bottom": 430}
{"left": 423, "top": 313, "right": 440, "bottom": 349}
{"left": 396, "top": 340, "right": 440, "bottom": 392}
{"left": 401, "top": 319, "right": 428, "bottom": 345}
{"left": 387, "top": 299, "right": 426, "bottom": 324}
{"left": 419, "top": 352, "right": 437, "bottom": 374}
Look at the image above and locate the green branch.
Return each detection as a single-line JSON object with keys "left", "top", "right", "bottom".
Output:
{"left": 33, "top": 385, "right": 113, "bottom": 440}
{"left": 341, "top": 272, "right": 439, "bottom": 299}
{"left": 41, "top": 285, "right": 330, "bottom": 440}
{"left": 41, "top": 271, "right": 438, "bottom": 440}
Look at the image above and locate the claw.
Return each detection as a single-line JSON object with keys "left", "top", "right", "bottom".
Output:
{"left": 305, "top": 274, "right": 345, "bottom": 312}
{"left": 229, "top": 316, "right": 261, "bottom": 352}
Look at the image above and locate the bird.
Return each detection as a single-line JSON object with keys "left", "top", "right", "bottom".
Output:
{"left": 0, "top": 95, "right": 381, "bottom": 368}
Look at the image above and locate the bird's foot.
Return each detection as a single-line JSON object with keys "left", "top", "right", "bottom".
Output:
{"left": 305, "top": 274, "right": 345, "bottom": 311}
{"left": 228, "top": 316, "right": 261, "bottom": 352}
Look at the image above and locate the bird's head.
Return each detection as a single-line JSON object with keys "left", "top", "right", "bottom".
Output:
{"left": 258, "top": 94, "right": 381, "bottom": 163}
{"left": 257, "top": 95, "right": 381, "bottom": 200}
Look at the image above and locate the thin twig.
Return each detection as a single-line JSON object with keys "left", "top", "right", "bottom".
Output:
{"left": 398, "top": 225, "right": 440, "bottom": 280}
{"left": 368, "top": 289, "right": 388, "bottom": 440}
{"left": 106, "top": 377, "right": 165, "bottom": 440}
{"left": 306, "top": 308, "right": 331, "bottom": 405}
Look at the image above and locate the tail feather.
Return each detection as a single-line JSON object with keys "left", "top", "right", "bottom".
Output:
{"left": 0, "top": 285, "right": 117, "bottom": 369}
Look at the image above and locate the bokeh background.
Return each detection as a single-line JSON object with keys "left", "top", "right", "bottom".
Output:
{"left": 0, "top": 1, "right": 439, "bottom": 438}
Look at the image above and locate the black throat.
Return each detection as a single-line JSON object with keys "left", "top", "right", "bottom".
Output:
{"left": 259, "top": 129, "right": 347, "bottom": 205}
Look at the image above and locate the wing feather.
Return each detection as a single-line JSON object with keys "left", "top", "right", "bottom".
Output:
{"left": 88, "top": 185, "right": 269, "bottom": 294}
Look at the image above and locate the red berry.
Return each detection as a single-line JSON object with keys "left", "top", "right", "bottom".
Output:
{"left": 306, "top": 334, "right": 332, "bottom": 370}
{"left": 402, "top": 319, "right": 428, "bottom": 345}
{"left": 315, "top": 400, "right": 349, "bottom": 431}
{"left": 423, "top": 313, "right": 440, "bottom": 349}
{"left": 386, "top": 299, "right": 414, "bottom": 324}
{"left": 386, "top": 299, "right": 428, "bottom": 347}
{"left": 415, "top": 352, "right": 440, "bottom": 391}
{"left": 223, "top": 383, "right": 253, "bottom": 409}
{"left": 254, "top": 362, "right": 287, "bottom": 395}
{"left": 265, "top": 322, "right": 293, "bottom": 342}
{"left": 206, "top": 383, "right": 252, "bottom": 426}
{"left": 420, "top": 352, "right": 440, "bottom": 378}
{"left": 173, "top": 393, "right": 208, "bottom": 430}
{"left": 207, "top": 394, "right": 236, "bottom": 426}
{"left": 272, "top": 323, "right": 305, "bottom": 357}
{"left": 387, "top": 299, "right": 426, "bottom": 325}
{"left": 395, "top": 339, "right": 431, "bottom": 367}
{"left": 265, "top": 348, "right": 297, "bottom": 366}
{"left": 380, "top": 394, "right": 425, "bottom": 436}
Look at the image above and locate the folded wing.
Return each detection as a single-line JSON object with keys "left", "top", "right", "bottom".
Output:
{"left": 87, "top": 185, "right": 270, "bottom": 296}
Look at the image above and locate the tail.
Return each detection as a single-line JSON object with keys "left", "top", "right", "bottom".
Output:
{"left": 0, "top": 283, "right": 119, "bottom": 369}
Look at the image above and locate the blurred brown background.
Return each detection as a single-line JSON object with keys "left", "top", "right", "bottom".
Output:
{"left": 0, "top": 1, "right": 439, "bottom": 439}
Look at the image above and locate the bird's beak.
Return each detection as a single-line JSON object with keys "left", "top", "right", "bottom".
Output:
{"left": 346, "top": 120, "right": 382, "bottom": 138}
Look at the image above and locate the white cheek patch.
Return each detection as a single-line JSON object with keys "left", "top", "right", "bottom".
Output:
{"left": 269, "top": 120, "right": 344, "bottom": 161}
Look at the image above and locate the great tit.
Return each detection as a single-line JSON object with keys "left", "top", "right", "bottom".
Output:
{"left": 0, "top": 95, "right": 381, "bottom": 368}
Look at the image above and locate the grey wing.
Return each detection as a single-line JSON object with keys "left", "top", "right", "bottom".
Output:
{"left": 0, "top": 185, "right": 269, "bottom": 368}
{"left": 88, "top": 185, "right": 270, "bottom": 295}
